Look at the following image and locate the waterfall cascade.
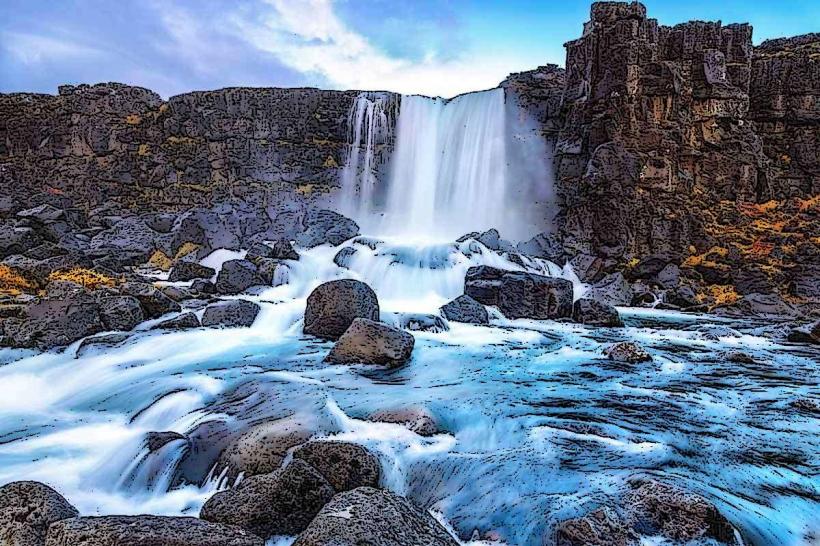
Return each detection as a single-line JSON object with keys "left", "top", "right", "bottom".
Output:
{"left": 341, "top": 88, "right": 554, "bottom": 242}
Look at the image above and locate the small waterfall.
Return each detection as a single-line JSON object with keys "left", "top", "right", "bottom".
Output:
{"left": 340, "top": 88, "right": 554, "bottom": 241}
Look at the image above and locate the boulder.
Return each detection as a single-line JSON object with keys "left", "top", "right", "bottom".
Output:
{"left": 255, "top": 258, "right": 287, "bottom": 285}
{"left": 585, "top": 273, "right": 634, "bottom": 306}
{"left": 303, "top": 279, "right": 380, "bottom": 340}
{"left": 604, "top": 342, "right": 652, "bottom": 363}
{"left": 192, "top": 279, "right": 216, "bottom": 294}
{"left": 120, "top": 282, "right": 181, "bottom": 319}
{"left": 368, "top": 407, "right": 440, "bottom": 436}
{"left": 333, "top": 246, "right": 358, "bottom": 269}
{"left": 171, "top": 208, "right": 242, "bottom": 256}
{"left": 215, "top": 260, "right": 264, "bottom": 295}
{"left": 75, "top": 333, "right": 131, "bottom": 356}
{"left": 150, "top": 312, "right": 200, "bottom": 330}
{"left": 0, "top": 224, "right": 39, "bottom": 260}
{"left": 325, "top": 318, "right": 415, "bottom": 366}
{"left": 654, "top": 263, "right": 680, "bottom": 289}
{"left": 244, "top": 242, "right": 275, "bottom": 264}
{"left": 292, "top": 487, "right": 458, "bottom": 546}
{"left": 787, "top": 320, "right": 820, "bottom": 344}
{"left": 173, "top": 420, "right": 240, "bottom": 487}
{"left": 17, "top": 204, "right": 65, "bottom": 223}
{"left": 3, "top": 299, "right": 104, "bottom": 350}
{"left": 168, "top": 261, "right": 216, "bottom": 282}
{"left": 89, "top": 216, "right": 159, "bottom": 258}
{"left": 712, "top": 292, "right": 799, "bottom": 318}
{"left": 216, "top": 416, "right": 314, "bottom": 482}
{"left": 292, "top": 441, "right": 380, "bottom": 492}
{"left": 201, "top": 300, "right": 260, "bottom": 328}
{"left": 0, "top": 481, "right": 78, "bottom": 546}
{"left": 141, "top": 212, "right": 177, "bottom": 233}
{"left": 568, "top": 254, "right": 610, "bottom": 283}
{"left": 517, "top": 232, "right": 565, "bottom": 263}
{"left": 572, "top": 298, "right": 623, "bottom": 327}
{"left": 272, "top": 239, "right": 300, "bottom": 260}
{"left": 296, "top": 209, "right": 359, "bottom": 248}
{"left": 623, "top": 480, "right": 736, "bottom": 544}
{"left": 99, "top": 295, "right": 144, "bottom": 331}
{"left": 45, "top": 515, "right": 263, "bottom": 546}
{"left": 556, "top": 507, "right": 636, "bottom": 546}
{"left": 440, "top": 295, "right": 489, "bottom": 325}
{"left": 145, "top": 431, "right": 187, "bottom": 453}
{"left": 200, "top": 459, "right": 335, "bottom": 538}
{"left": 465, "top": 266, "right": 573, "bottom": 320}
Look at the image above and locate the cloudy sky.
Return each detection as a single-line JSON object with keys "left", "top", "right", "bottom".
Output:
{"left": 1, "top": 0, "right": 817, "bottom": 99}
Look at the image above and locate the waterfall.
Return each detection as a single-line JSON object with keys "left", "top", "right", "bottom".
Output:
{"left": 341, "top": 88, "right": 554, "bottom": 242}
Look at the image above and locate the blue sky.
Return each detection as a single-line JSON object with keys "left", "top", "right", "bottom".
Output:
{"left": 1, "top": 0, "right": 817, "bottom": 99}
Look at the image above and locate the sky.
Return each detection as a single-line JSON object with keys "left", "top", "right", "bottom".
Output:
{"left": 1, "top": 0, "right": 817, "bottom": 99}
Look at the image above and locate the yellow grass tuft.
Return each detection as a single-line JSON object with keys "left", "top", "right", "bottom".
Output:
{"left": 0, "top": 265, "right": 36, "bottom": 295}
{"left": 148, "top": 250, "right": 173, "bottom": 271}
{"left": 47, "top": 268, "right": 118, "bottom": 290}
{"left": 174, "top": 242, "right": 201, "bottom": 260}
{"left": 125, "top": 114, "right": 141, "bottom": 125}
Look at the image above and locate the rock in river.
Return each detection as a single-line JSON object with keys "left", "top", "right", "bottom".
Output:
{"left": 303, "top": 279, "right": 380, "bottom": 340}
{"left": 325, "top": 318, "right": 414, "bottom": 366}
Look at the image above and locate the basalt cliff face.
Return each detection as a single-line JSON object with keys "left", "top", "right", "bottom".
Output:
{"left": 0, "top": 1, "right": 818, "bottom": 309}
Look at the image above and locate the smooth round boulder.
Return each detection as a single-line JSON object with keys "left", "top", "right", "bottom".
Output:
{"left": 201, "top": 300, "right": 260, "bottom": 328}
{"left": 216, "top": 416, "right": 313, "bottom": 482}
{"left": 439, "top": 294, "right": 489, "bottom": 325}
{"left": 325, "top": 318, "right": 414, "bottom": 366}
{"left": 292, "top": 441, "right": 380, "bottom": 492}
{"left": 572, "top": 298, "right": 623, "bottom": 327}
{"left": 45, "top": 515, "right": 263, "bottom": 546}
{"left": 303, "top": 279, "right": 379, "bottom": 340}
{"left": 556, "top": 507, "right": 636, "bottom": 546}
{"left": 292, "top": 487, "right": 459, "bottom": 546}
{"left": 200, "top": 459, "right": 335, "bottom": 538}
{"left": 121, "top": 281, "right": 181, "bottom": 319}
{"left": 0, "top": 481, "right": 78, "bottom": 546}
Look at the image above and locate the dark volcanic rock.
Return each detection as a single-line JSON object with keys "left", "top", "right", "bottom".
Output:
{"left": 168, "top": 261, "right": 216, "bottom": 282}
{"left": 556, "top": 507, "right": 636, "bottom": 546}
{"left": 90, "top": 216, "right": 158, "bottom": 258}
{"left": 201, "top": 299, "right": 260, "bottom": 328}
{"left": 572, "top": 298, "right": 623, "bottom": 327}
{"left": 303, "top": 279, "right": 380, "bottom": 340}
{"left": 191, "top": 279, "right": 216, "bottom": 294}
{"left": 45, "top": 515, "right": 263, "bottom": 546}
{"left": 99, "top": 295, "right": 144, "bottom": 331}
{"left": 200, "top": 459, "right": 335, "bottom": 538}
{"left": 0, "top": 481, "right": 78, "bottom": 546}
{"left": 368, "top": 406, "right": 440, "bottom": 436}
{"left": 272, "top": 239, "right": 300, "bottom": 260}
{"left": 244, "top": 242, "right": 275, "bottom": 263}
{"left": 121, "top": 281, "right": 181, "bottom": 319}
{"left": 325, "top": 318, "right": 415, "bottom": 366}
{"left": 296, "top": 209, "right": 359, "bottom": 248}
{"left": 215, "top": 260, "right": 264, "bottom": 295}
{"left": 150, "top": 312, "right": 201, "bottom": 330}
{"left": 440, "top": 295, "right": 489, "bottom": 325}
{"left": 787, "top": 320, "right": 820, "bottom": 344}
{"left": 623, "top": 480, "right": 737, "bottom": 543}
{"left": 145, "top": 431, "right": 187, "bottom": 452}
{"left": 604, "top": 342, "right": 652, "bottom": 363}
{"left": 292, "top": 487, "right": 459, "bottom": 546}
{"left": 585, "top": 273, "right": 634, "bottom": 307}
{"left": 292, "top": 441, "right": 380, "bottom": 492}
{"left": 76, "top": 333, "right": 131, "bottom": 356}
{"left": 3, "top": 299, "right": 104, "bottom": 350}
{"left": 517, "top": 232, "right": 565, "bottom": 263}
{"left": 333, "top": 246, "right": 358, "bottom": 269}
{"left": 465, "top": 266, "right": 573, "bottom": 320}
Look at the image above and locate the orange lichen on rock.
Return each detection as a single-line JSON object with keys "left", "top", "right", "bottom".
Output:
{"left": 47, "top": 268, "right": 118, "bottom": 290}
{"left": 697, "top": 284, "right": 740, "bottom": 308}
{"left": 0, "top": 265, "right": 37, "bottom": 295}
{"left": 174, "top": 242, "right": 201, "bottom": 260}
{"left": 148, "top": 250, "right": 173, "bottom": 271}
{"left": 125, "top": 114, "right": 142, "bottom": 125}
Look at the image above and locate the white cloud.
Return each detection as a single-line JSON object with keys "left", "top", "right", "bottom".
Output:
{"left": 224, "top": 0, "right": 517, "bottom": 98}
{"left": 2, "top": 31, "right": 103, "bottom": 65}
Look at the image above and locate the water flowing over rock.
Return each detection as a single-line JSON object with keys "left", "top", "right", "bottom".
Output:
{"left": 465, "top": 266, "right": 574, "bottom": 320}
{"left": 201, "top": 299, "right": 261, "bottom": 328}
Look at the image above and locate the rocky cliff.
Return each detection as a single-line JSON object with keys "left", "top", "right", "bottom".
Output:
{"left": 0, "top": 1, "right": 817, "bottom": 310}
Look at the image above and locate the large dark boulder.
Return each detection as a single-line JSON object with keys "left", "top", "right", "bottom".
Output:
{"left": 271, "top": 239, "right": 300, "bottom": 260}
{"left": 89, "top": 216, "right": 159, "bottom": 258}
{"left": 572, "top": 298, "right": 623, "bottom": 327}
{"left": 623, "top": 480, "right": 737, "bottom": 544}
{"left": 439, "top": 295, "right": 489, "bottom": 325}
{"left": 244, "top": 242, "right": 275, "bottom": 264}
{"left": 0, "top": 223, "right": 39, "bottom": 260}
{"left": 168, "top": 261, "right": 216, "bottom": 282}
{"left": 150, "top": 312, "right": 201, "bottom": 330}
{"left": 296, "top": 209, "right": 359, "bottom": 248}
{"left": 201, "top": 299, "right": 260, "bottom": 328}
{"left": 292, "top": 441, "right": 380, "bottom": 492}
{"left": 604, "top": 342, "right": 652, "bottom": 363}
{"left": 466, "top": 267, "right": 573, "bottom": 320}
{"left": 517, "top": 232, "right": 565, "bottom": 263}
{"left": 200, "top": 459, "right": 335, "bottom": 538}
{"left": 215, "top": 260, "right": 264, "bottom": 295}
{"left": 303, "top": 279, "right": 380, "bottom": 340}
{"left": 120, "top": 281, "right": 181, "bottom": 319}
{"left": 170, "top": 208, "right": 242, "bottom": 256}
{"left": 255, "top": 258, "right": 287, "bottom": 285}
{"left": 99, "top": 295, "right": 144, "bottom": 331}
{"left": 45, "top": 515, "right": 263, "bottom": 546}
{"left": 585, "top": 272, "right": 634, "bottom": 306}
{"left": 3, "top": 299, "right": 104, "bottom": 350}
{"left": 368, "top": 407, "right": 440, "bottom": 436}
{"left": 787, "top": 320, "right": 820, "bottom": 344}
{"left": 325, "top": 318, "right": 414, "bottom": 366}
{"left": 0, "top": 481, "right": 78, "bottom": 546}
{"left": 292, "top": 487, "right": 459, "bottom": 546}
{"left": 216, "top": 416, "right": 313, "bottom": 482}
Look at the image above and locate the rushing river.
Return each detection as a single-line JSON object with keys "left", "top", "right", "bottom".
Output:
{"left": 0, "top": 237, "right": 817, "bottom": 546}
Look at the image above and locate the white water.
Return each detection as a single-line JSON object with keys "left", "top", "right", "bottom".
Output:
{"left": 341, "top": 88, "right": 553, "bottom": 241}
